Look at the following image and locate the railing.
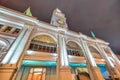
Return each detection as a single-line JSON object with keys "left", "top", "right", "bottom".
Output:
{"left": 28, "top": 40, "right": 57, "bottom": 53}
{"left": 0, "top": 24, "right": 21, "bottom": 36}
{"left": 67, "top": 46, "right": 84, "bottom": 57}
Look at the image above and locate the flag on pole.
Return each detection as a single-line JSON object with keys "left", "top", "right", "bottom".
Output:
{"left": 25, "top": 7, "right": 32, "bottom": 16}
{"left": 91, "top": 31, "right": 95, "bottom": 39}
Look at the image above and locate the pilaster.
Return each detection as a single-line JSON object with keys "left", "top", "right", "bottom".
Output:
{"left": 96, "top": 43, "right": 120, "bottom": 79}
{"left": 0, "top": 24, "right": 33, "bottom": 80}
{"left": 1, "top": 26, "right": 27, "bottom": 64}
{"left": 12, "top": 25, "right": 34, "bottom": 80}
{"left": 109, "top": 48, "right": 120, "bottom": 66}
{"left": 79, "top": 38, "right": 104, "bottom": 80}
{"left": 59, "top": 67, "right": 72, "bottom": 80}
{"left": 57, "top": 31, "right": 72, "bottom": 80}
{"left": 9, "top": 24, "right": 33, "bottom": 64}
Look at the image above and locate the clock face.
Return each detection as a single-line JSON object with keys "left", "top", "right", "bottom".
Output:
{"left": 57, "top": 19, "right": 65, "bottom": 25}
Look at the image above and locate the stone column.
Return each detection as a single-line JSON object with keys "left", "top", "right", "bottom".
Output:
{"left": 9, "top": 27, "right": 16, "bottom": 34}
{"left": 80, "top": 38, "right": 104, "bottom": 80}
{"left": 9, "top": 25, "right": 33, "bottom": 64}
{"left": 109, "top": 49, "right": 120, "bottom": 73}
{"left": 109, "top": 48, "right": 120, "bottom": 65}
{"left": 96, "top": 43, "right": 120, "bottom": 79}
{"left": 2, "top": 26, "right": 27, "bottom": 64}
{"left": 57, "top": 32, "right": 72, "bottom": 80}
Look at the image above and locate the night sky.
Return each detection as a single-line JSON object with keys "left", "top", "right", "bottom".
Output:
{"left": 0, "top": 0, "right": 120, "bottom": 54}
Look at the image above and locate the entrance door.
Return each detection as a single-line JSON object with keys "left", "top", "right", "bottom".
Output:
{"left": 78, "top": 72, "right": 90, "bottom": 80}
{"left": 76, "top": 67, "right": 91, "bottom": 80}
{"left": 27, "top": 67, "right": 46, "bottom": 80}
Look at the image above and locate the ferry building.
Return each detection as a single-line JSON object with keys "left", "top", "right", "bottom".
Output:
{"left": 0, "top": 5, "right": 120, "bottom": 80}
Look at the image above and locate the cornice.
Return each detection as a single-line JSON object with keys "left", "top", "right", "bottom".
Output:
{"left": 0, "top": 5, "right": 109, "bottom": 45}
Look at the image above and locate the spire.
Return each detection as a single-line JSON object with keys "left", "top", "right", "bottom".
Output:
{"left": 91, "top": 31, "right": 96, "bottom": 39}
{"left": 24, "top": 7, "right": 32, "bottom": 16}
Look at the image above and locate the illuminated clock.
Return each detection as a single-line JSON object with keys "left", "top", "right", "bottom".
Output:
{"left": 57, "top": 19, "right": 65, "bottom": 25}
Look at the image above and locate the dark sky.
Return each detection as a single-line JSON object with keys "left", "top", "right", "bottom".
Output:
{"left": 0, "top": 0, "right": 120, "bottom": 54}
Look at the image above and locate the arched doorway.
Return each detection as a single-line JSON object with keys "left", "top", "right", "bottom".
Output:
{"left": 76, "top": 67, "right": 90, "bottom": 80}
{"left": 17, "top": 35, "right": 57, "bottom": 80}
{"left": 89, "top": 46, "right": 110, "bottom": 80}
{"left": 67, "top": 41, "right": 91, "bottom": 80}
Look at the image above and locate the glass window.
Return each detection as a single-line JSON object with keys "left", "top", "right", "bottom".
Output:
{"left": 67, "top": 41, "right": 84, "bottom": 57}
{"left": 28, "top": 35, "right": 57, "bottom": 53}
{"left": 4, "top": 26, "right": 12, "bottom": 33}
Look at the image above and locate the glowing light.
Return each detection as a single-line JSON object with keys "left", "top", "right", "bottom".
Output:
{"left": 46, "top": 41, "right": 50, "bottom": 43}
{"left": 27, "top": 50, "right": 34, "bottom": 55}
{"left": 69, "top": 62, "right": 86, "bottom": 67}
{"left": 22, "top": 60, "right": 56, "bottom": 66}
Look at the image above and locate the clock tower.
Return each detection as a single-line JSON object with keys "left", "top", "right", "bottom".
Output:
{"left": 50, "top": 8, "right": 68, "bottom": 29}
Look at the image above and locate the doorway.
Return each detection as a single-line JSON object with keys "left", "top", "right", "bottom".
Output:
{"left": 77, "top": 67, "right": 90, "bottom": 80}
{"left": 71, "top": 67, "right": 91, "bottom": 80}
{"left": 27, "top": 67, "right": 46, "bottom": 80}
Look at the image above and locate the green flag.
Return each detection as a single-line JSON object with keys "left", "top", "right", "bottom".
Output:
{"left": 25, "top": 7, "right": 32, "bottom": 16}
{"left": 91, "top": 31, "right": 95, "bottom": 39}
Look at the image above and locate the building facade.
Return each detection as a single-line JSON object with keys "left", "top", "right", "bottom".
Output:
{"left": 0, "top": 6, "right": 120, "bottom": 80}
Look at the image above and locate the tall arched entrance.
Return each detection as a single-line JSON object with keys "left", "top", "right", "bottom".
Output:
{"left": 16, "top": 35, "right": 57, "bottom": 80}
{"left": 67, "top": 41, "right": 91, "bottom": 80}
{"left": 89, "top": 46, "right": 110, "bottom": 80}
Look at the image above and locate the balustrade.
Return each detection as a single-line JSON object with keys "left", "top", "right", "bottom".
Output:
{"left": 67, "top": 46, "right": 84, "bottom": 57}
{"left": 0, "top": 24, "right": 21, "bottom": 35}
{"left": 29, "top": 40, "right": 57, "bottom": 53}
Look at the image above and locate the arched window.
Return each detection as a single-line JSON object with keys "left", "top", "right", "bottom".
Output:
{"left": 89, "top": 46, "right": 102, "bottom": 59}
{"left": 67, "top": 41, "right": 84, "bottom": 57}
{"left": 28, "top": 35, "right": 57, "bottom": 53}
{"left": 0, "top": 40, "right": 7, "bottom": 61}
